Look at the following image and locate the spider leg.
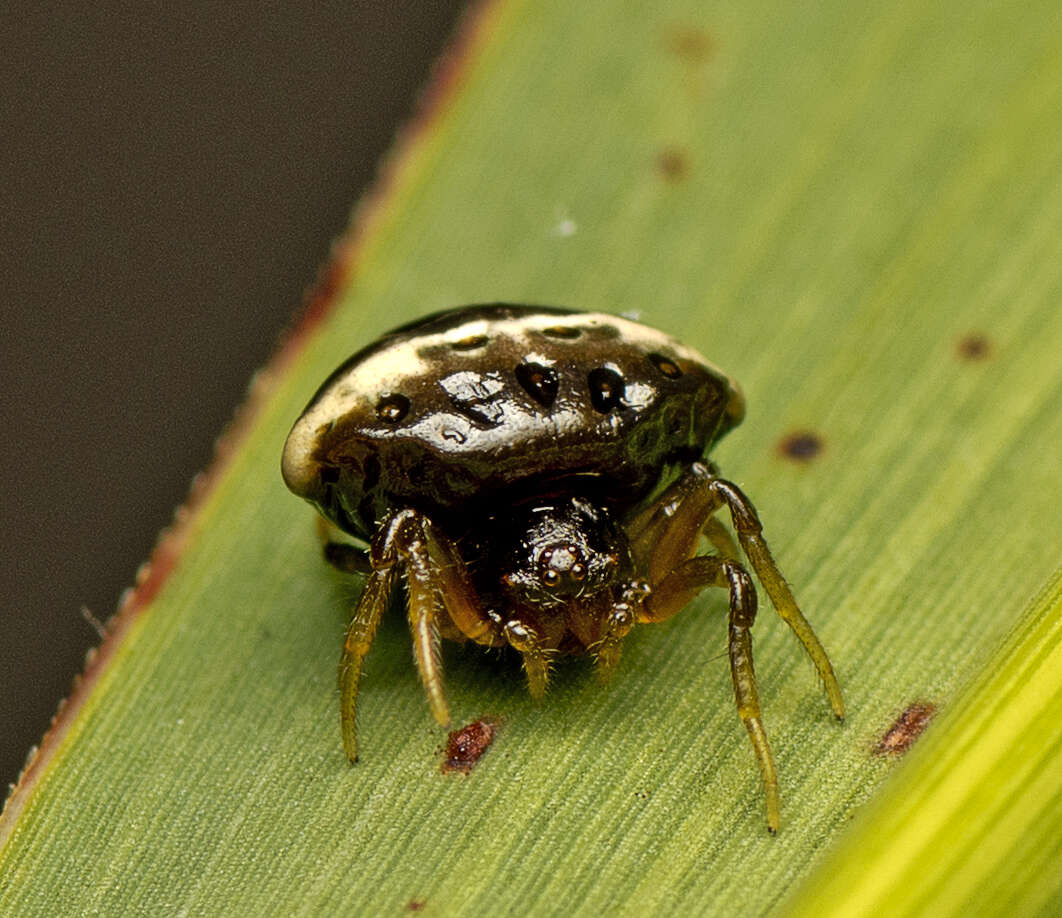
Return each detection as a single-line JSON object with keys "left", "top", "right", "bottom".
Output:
{"left": 591, "top": 582, "right": 645, "bottom": 681}
{"left": 631, "top": 462, "right": 844, "bottom": 720}
{"left": 703, "top": 471, "right": 844, "bottom": 720}
{"left": 644, "top": 555, "right": 780, "bottom": 833}
{"left": 316, "top": 515, "right": 372, "bottom": 574}
{"left": 627, "top": 475, "right": 713, "bottom": 583}
{"left": 703, "top": 516, "right": 741, "bottom": 561}
{"left": 503, "top": 621, "right": 552, "bottom": 699}
{"left": 405, "top": 537, "right": 449, "bottom": 727}
{"left": 324, "top": 541, "right": 372, "bottom": 574}
{"left": 338, "top": 560, "right": 395, "bottom": 763}
{"left": 337, "top": 508, "right": 499, "bottom": 763}
{"left": 418, "top": 523, "right": 500, "bottom": 647}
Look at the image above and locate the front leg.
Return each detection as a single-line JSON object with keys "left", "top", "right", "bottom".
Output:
{"left": 338, "top": 559, "right": 395, "bottom": 764}
{"left": 630, "top": 462, "right": 844, "bottom": 720}
{"left": 337, "top": 508, "right": 497, "bottom": 764}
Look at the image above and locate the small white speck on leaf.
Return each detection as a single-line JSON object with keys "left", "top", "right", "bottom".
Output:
{"left": 553, "top": 212, "right": 577, "bottom": 237}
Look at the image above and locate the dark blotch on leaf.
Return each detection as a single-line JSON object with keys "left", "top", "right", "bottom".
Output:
{"left": 664, "top": 26, "right": 714, "bottom": 63}
{"left": 442, "top": 718, "right": 498, "bottom": 774}
{"left": 406, "top": 900, "right": 426, "bottom": 912}
{"left": 874, "top": 701, "right": 937, "bottom": 756}
{"left": 656, "top": 148, "right": 689, "bottom": 181}
{"left": 778, "top": 431, "right": 824, "bottom": 462}
{"left": 956, "top": 333, "right": 992, "bottom": 361}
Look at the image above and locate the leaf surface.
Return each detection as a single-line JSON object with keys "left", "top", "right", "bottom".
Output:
{"left": 4, "top": 1, "right": 1062, "bottom": 915}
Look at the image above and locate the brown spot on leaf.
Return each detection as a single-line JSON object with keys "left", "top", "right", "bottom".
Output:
{"left": 441, "top": 718, "right": 498, "bottom": 774}
{"left": 777, "top": 431, "right": 824, "bottom": 462}
{"left": 665, "top": 27, "right": 714, "bottom": 63}
{"left": 406, "top": 900, "right": 426, "bottom": 912}
{"left": 656, "top": 147, "right": 689, "bottom": 181}
{"left": 874, "top": 702, "right": 937, "bottom": 756}
{"left": 956, "top": 333, "right": 992, "bottom": 361}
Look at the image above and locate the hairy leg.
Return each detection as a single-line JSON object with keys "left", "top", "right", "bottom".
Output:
{"left": 337, "top": 508, "right": 498, "bottom": 762}
{"left": 339, "top": 563, "right": 395, "bottom": 762}
{"left": 503, "top": 620, "right": 552, "bottom": 699}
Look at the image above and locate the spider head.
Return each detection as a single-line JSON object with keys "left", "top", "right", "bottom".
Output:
{"left": 498, "top": 495, "right": 629, "bottom": 602}
{"left": 494, "top": 494, "right": 645, "bottom": 654}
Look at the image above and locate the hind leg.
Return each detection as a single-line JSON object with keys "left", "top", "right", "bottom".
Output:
{"left": 630, "top": 461, "right": 843, "bottom": 719}
{"left": 642, "top": 554, "right": 780, "bottom": 832}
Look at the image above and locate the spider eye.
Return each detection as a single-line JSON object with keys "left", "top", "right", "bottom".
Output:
{"left": 542, "top": 569, "right": 561, "bottom": 588}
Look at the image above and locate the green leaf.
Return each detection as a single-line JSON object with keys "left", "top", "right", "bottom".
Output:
{"left": 4, "top": 1, "right": 1062, "bottom": 915}
{"left": 783, "top": 567, "right": 1062, "bottom": 917}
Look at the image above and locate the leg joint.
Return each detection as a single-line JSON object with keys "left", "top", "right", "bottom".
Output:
{"left": 721, "top": 559, "right": 757, "bottom": 628}
{"left": 371, "top": 507, "right": 429, "bottom": 567}
{"left": 706, "top": 477, "right": 762, "bottom": 532}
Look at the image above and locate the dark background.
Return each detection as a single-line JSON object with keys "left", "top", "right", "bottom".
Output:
{"left": 1, "top": 1, "right": 469, "bottom": 792}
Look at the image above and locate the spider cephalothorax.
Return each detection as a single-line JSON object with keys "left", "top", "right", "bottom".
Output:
{"left": 483, "top": 493, "right": 645, "bottom": 683}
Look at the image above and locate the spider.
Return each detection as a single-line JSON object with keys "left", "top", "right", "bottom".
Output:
{"left": 282, "top": 304, "right": 844, "bottom": 831}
